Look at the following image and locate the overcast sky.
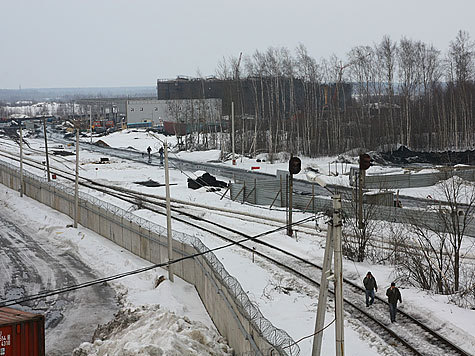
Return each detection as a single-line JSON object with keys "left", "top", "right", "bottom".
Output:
{"left": 1, "top": 0, "right": 474, "bottom": 89}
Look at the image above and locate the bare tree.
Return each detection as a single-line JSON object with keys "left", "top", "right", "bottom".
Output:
{"left": 436, "top": 174, "right": 475, "bottom": 292}
{"left": 398, "top": 174, "right": 475, "bottom": 295}
{"left": 342, "top": 192, "right": 380, "bottom": 262}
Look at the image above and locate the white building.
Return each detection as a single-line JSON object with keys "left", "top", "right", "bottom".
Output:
{"left": 126, "top": 98, "right": 222, "bottom": 132}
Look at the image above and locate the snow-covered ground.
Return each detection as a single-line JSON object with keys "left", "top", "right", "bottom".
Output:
{"left": 0, "top": 185, "right": 232, "bottom": 355}
{"left": 90, "top": 129, "right": 456, "bottom": 201}
{"left": 1, "top": 129, "right": 475, "bottom": 355}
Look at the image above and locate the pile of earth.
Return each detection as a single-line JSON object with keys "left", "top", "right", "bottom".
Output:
{"left": 379, "top": 146, "right": 475, "bottom": 166}
{"left": 187, "top": 173, "right": 228, "bottom": 190}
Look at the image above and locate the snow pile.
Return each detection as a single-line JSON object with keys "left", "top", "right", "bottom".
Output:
{"left": 73, "top": 305, "right": 233, "bottom": 356}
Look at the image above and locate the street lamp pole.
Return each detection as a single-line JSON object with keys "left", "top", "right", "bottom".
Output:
{"left": 19, "top": 123, "right": 24, "bottom": 197}
{"left": 74, "top": 124, "right": 80, "bottom": 228}
{"left": 164, "top": 140, "right": 174, "bottom": 282}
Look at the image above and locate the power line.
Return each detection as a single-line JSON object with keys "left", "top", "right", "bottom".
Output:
{"left": 0, "top": 216, "right": 315, "bottom": 308}
{"left": 283, "top": 318, "right": 336, "bottom": 349}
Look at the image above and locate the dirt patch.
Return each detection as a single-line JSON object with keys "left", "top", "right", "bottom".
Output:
{"left": 379, "top": 146, "right": 475, "bottom": 166}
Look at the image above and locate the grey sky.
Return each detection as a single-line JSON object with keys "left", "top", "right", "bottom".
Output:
{"left": 1, "top": 0, "right": 473, "bottom": 89}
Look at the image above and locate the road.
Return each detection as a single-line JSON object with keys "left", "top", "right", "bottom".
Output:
{"left": 0, "top": 206, "right": 118, "bottom": 355}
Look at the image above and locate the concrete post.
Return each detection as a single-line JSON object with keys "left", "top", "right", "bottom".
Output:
{"left": 333, "top": 194, "right": 344, "bottom": 356}
{"left": 19, "top": 124, "right": 24, "bottom": 197}
{"left": 312, "top": 225, "right": 334, "bottom": 356}
{"left": 232, "top": 102, "right": 236, "bottom": 165}
{"left": 74, "top": 127, "right": 79, "bottom": 228}
{"left": 43, "top": 118, "right": 51, "bottom": 182}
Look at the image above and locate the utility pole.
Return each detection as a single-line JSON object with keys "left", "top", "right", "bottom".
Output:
{"left": 287, "top": 156, "right": 301, "bottom": 236}
{"left": 312, "top": 193, "right": 344, "bottom": 356}
{"left": 19, "top": 123, "right": 24, "bottom": 197}
{"left": 232, "top": 52, "right": 243, "bottom": 163}
{"left": 43, "top": 118, "right": 51, "bottom": 181}
{"left": 74, "top": 124, "right": 80, "bottom": 228}
{"left": 89, "top": 105, "right": 92, "bottom": 144}
{"left": 358, "top": 169, "right": 364, "bottom": 229}
{"left": 358, "top": 153, "right": 371, "bottom": 229}
{"left": 231, "top": 102, "right": 236, "bottom": 165}
{"left": 333, "top": 194, "right": 344, "bottom": 356}
{"left": 312, "top": 225, "right": 334, "bottom": 356}
{"left": 287, "top": 173, "right": 293, "bottom": 236}
{"left": 164, "top": 140, "right": 174, "bottom": 282}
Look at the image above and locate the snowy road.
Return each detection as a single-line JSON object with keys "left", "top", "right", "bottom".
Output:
{"left": 0, "top": 203, "right": 118, "bottom": 355}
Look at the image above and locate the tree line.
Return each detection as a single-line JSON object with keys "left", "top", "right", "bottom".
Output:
{"left": 213, "top": 30, "right": 474, "bottom": 157}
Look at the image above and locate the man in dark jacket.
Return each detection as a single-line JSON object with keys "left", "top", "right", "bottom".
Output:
{"left": 386, "top": 282, "right": 402, "bottom": 323}
{"left": 159, "top": 146, "right": 164, "bottom": 165}
{"left": 363, "top": 271, "right": 377, "bottom": 307}
{"left": 147, "top": 146, "right": 152, "bottom": 163}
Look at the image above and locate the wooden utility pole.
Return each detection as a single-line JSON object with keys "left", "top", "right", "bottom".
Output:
{"left": 43, "top": 118, "right": 51, "bottom": 181}
{"left": 164, "top": 140, "right": 174, "bottom": 282}
{"left": 19, "top": 123, "right": 24, "bottom": 197}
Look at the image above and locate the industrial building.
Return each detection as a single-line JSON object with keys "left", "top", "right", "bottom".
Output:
{"left": 156, "top": 76, "right": 352, "bottom": 117}
{"left": 126, "top": 98, "right": 222, "bottom": 135}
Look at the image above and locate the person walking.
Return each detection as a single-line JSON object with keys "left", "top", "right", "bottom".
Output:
{"left": 159, "top": 146, "right": 164, "bottom": 165}
{"left": 386, "top": 282, "right": 402, "bottom": 323}
{"left": 363, "top": 271, "right": 378, "bottom": 307}
{"left": 147, "top": 146, "right": 152, "bottom": 163}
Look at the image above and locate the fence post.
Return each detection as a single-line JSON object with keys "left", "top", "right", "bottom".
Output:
{"left": 280, "top": 176, "right": 283, "bottom": 207}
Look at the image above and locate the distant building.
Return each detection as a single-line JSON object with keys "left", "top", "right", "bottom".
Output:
{"left": 126, "top": 98, "right": 222, "bottom": 135}
{"left": 156, "top": 77, "right": 352, "bottom": 117}
{"left": 76, "top": 98, "right": 129, "bottom": 125}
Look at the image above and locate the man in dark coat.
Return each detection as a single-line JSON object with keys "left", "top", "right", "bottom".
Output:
{"left": 386, "top": 282, "right": 402, "bottom": 323}
{"left": 159, "top": 146, "right": 164, "bottom": 165}
{"left": 147, "top": 146, "right": 152, "bottom": 163}
{"left": 363, "top": 271, "right": 378, "bottom": 307}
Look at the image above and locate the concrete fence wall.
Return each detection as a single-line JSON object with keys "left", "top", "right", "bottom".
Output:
{"left": 0, "top": 162, "right": 299, "bottom": 356}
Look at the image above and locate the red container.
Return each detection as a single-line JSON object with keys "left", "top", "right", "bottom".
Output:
{"left": 0, "top": 307, "right": 45, "bottom": 356}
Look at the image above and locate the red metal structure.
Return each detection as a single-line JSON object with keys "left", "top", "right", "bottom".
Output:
{"left": 0, "top": 307, "right": 45, "bottom": 356}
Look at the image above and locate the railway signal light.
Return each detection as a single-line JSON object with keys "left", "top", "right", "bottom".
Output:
{"left": 289, "top": 156, "right": 301, "bottom": 175}
{"left": 359, "top": 153, "right": 372, "bottom": 171}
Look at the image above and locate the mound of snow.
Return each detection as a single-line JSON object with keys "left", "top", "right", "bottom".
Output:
{"left": 73, "top": 305, "right": 232, "bottom": 356}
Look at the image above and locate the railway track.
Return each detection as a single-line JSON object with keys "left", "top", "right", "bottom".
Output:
{"left": 0, "top": 144, "right": 473, "bottom": 355}
{"left": 4, "top": 144, "right": 475, "bottom": 265}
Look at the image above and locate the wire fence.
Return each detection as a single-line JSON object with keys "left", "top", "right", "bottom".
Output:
{"left": 230, "top": 177, "right": 475, "bottom": 238}
{"left": 358, "top": 168, "right": 475, "bottom": 189}
{"left": 0, "top": 160, "right": 300, "bottom": 356}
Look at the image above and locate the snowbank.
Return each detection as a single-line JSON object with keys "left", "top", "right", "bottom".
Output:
{"left": 73, "top": 305, "right": 232, "bottom": 356}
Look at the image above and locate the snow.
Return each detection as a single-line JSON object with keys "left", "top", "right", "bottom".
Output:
{"left": 2, "top": 129, "right": 475, "bottom": 355}
{"left": 73, "top": 305, "right": 232, "bottom": 356}
{"left": 0, "top": 185, "right": 231, "bottom": 355}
